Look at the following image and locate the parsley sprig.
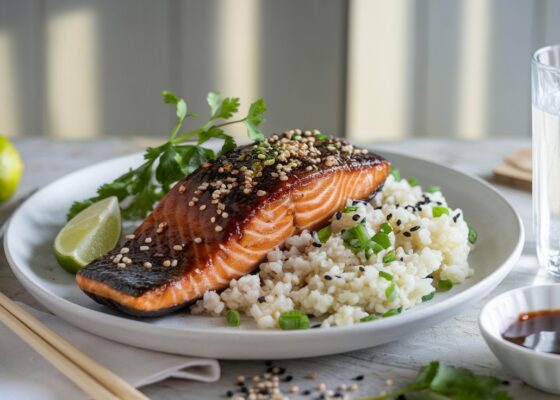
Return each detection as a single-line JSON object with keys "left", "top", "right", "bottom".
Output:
{"left": 67, "top": 91, "right": 267, "bottom": 220}
{"left": 362, "top": 361, "right": 513, "bottom": 400}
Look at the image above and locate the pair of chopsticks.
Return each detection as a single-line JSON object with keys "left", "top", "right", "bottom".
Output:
{"left": 0, "top": 291, "right": 148, "bottom": 400}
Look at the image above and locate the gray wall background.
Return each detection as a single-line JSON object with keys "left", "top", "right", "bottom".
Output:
{"left": 0, "top": 0, "right": 559, "bottom": 141}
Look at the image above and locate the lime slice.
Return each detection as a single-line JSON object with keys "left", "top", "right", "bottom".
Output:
{"left": 0, "top": 135, "right": 24, "bottom": 203}
{"left": 54, "top": 196, "right": 121, "bottom": 274}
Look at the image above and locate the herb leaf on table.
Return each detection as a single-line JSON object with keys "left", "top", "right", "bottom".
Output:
{"left": 362, "top": 361, "right": 513, "bottom": 400}
{"left": 67, "top": 91, "right": 267, "bottom": 221}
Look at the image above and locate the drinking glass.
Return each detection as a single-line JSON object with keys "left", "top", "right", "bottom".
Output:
{"left": 533, "top": 45, "right": 560, "bottom": 276}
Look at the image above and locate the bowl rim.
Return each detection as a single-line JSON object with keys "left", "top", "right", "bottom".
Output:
{"left": 479, "top": 284, "right": 560, "bottom": 361}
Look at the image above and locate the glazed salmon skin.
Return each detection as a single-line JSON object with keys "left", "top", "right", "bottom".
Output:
{"left": 76, "top": 131, "right": 391, "bottom": 316}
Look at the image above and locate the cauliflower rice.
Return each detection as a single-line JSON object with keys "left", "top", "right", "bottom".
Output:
{"left": 191, "top": 175, "right": 473, "bottom": 328}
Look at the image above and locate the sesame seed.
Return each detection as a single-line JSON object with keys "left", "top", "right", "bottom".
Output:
{"left": 410, "top": 225, "right": 421, "bottom": 231}
{"left": 171, "top": 260, "right": 178, "bottom": 267}
{"left": 222, "top": 212, "right": 229, "bottom": 218}
{"left": 289, "top": 385, "right": 299, "bottom": 393}
{"left": 403, "top": 231, "right": 412, "bottom": 237}
{"left": 194, "top": 237, "right": 202, "bottom": 244}
{"left": 257, "top": 190, "right": 266, "bottom": 196}
{"left": 120, "top": 247, "right": 129, "bottom": 254}
{"left": 143, "top": 262, "right": 152, "bottom": 269}
{"left": 122, "top": 257, "right": 132, "bottom": 264}
{"left": 215, "top": 226, "right": 223, "bottom": 232}
{"left": 199, "top": 204, "right": 207, "bottom": 210}
{"left": 163, "top": 260, "right": 171, "bottom": 267}
{"left": 385, "top": 378, "right": 394, "bottom": 386}
{"left": 236, "top": 375, "right": 246, "bottom": 383}
{"left": 117, "top": 263, "right": 126, "bottom": 269}
{"left": 173, "top": 245, "right": 183, "bottom": 251}
{"left": 125, "top": 234, "right": 135, "bottom": 240}
{"left": 210, "top": 217, "right": 216, "bottom": 223}
{"left": 349, "top": 383, "right": 359, "bottom": 391}
{"left": 179, "top": 185, "right": 186, "bottom": 193}
{"left": 316, "top": 383, "right": 326, "bottom": 391}
{"left": 279, "top": 175, "right": 288, "bottom": 181}
{"left": 145, "top": 237, "right": 152, "bottom": 244}
{"left": 140, "top": 246, "right": 149, "bottom": 251}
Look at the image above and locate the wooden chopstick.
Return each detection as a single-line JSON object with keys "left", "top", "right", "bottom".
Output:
{"left": 0, "top": 292, "right": 148, "bottom": 400}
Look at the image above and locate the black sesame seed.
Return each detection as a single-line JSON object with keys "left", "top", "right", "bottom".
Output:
{"left": 410, "top": 226, "right": 420, "bottom": 231}
{"left": 260, "top": 388, "right": 269, "bottom": 395}
{"left": 265, "top": 361, "right": 273, "bottom": 366}
{"left": 311, "top": 324, "right": 321, "bottom": 329}
{"left": 302, "top": 390, "right": 312, "bottom": 395}
{"left": 436, "top": 201, "right": 443, "bottom": 205}
{"left": 240, "top": 386, "right": 248, "bottom": 394}
{"left": 226, "top": 390, "right": 234, "bottom": 397}
{"left": 284, "top": 375, "right": 293, "bottom": 382}
{"left": 336, "top": 212, "right": 342, "bottom": 220}
{"left": 237, "top": 382, "right": 245, "bottom": 386}
{"left": 352, "top": 200, "right": 359, "bottom": 205}
{"left": 501, "top": 380, "right": 510, "bottom": 385}
{"left": 395, "top": 204, "right": 400, "bottom": 208}
{"left": 336, "top": 275, "right": 342, "bottom": 279}
{"left": 417, "top": 206, "right": 422, "bottom": 211}
{"left": 352, "top": 214, "right": 360, "bottom": 221}
{"left": 267, "top": 367, "right": 274, "bottom": 373}
{"left": 354, "top": 375, "right": 364, "bottom": 381}
{"left": 375, "top": 206, "right": 382, "bottom": 210}
{"left": 396, "top": 219, "right": 402, "bottom": 226}
{"left": 312, "top": 242, "right": 322, "bottom": 248}
{"left": 334, "top": 392, "right": 343, "bottom": 398}
{"left": 324, "top": 275, "right": 333, "bottom": 280}
{"left": 397, "top": 395, "right": 407, "bottom": 400}
{"left": 359, "top": 266, "right": 365, "bottom": 272}
{"left": 386, "top": 213, "right": 393, "bottom": 221}
{"left": 403, "top": 231, "right": 412, "bottom": 237}
{"left": 278, "top": 367, "right": 286, "bottom": 375}
{"left": 400, "top": 257, "right": 404, "bottom": 261}
{"left": 453, "top": 213, "right": 461, "bottom": 223}
{"left": 258, "top": 296, "right": 266, "bottom": 303}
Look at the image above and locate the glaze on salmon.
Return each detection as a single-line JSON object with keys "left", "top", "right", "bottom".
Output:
{"left": 76, "top": 131, "right": 391, "bottom": 316}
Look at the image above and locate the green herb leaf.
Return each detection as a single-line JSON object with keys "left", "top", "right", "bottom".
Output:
{"left": 426, "top": 185, "right": 440, "bottom": 193}
{"left": 438, "top": 279, "right": 453, "bottom": 291}
{"left": 382, "top": 308, "right": 401, "bottom": 318}
{"left": 385, "top": 283, "right": 397, "bottom": 301}
{"left": 390, "top": 167, "right": 401, "bottom": 181}
{"left": 198, "top": 126, "right": 237, "bottom": 156}
{"left": 379, "top": 271, "right": 393, "bottom": 281}
{"left": 382, "top": 250, "right": 396, "bottom": 264}
{"left": 432, "top": 206, "right": 449, "bottom": 218}
{"left": 317, "top": 225, "right": 332, "bottom": 243}
{"left": 380, "top": 222, "right": 392, "bottom": 234}
{"left": 421, "top": 291, "right": 435, "bottom": 302}
{"left": 468, "top": 225, "right": 478, "bottom": 244}
{"left": 316, "top": 133, "right": 328, "bottom": 142}
{"left": 360, "top": 315, "right": 377, "bottom": 323}
{"left": 343, "top": 206, "right": 359, "bottom": 213}
{"left": 226, "top": 310, "right": 241, "bottom": 327}
{"left": 407, "top": 177, "right": 419, "bottom": 187}
{"left": 372, "top": 232, "right": 391, "bottom": 249}
{"left": 279, "top": 310, "right": 310, "bottom": 330}
{"left": 207, "top": 92, "right": 240, "bottom": 120}
{"left": 244, "top": 99, "right": 267, "bottom": 142}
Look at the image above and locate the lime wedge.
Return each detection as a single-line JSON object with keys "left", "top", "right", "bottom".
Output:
{"left": 0, "top": 135, "right": 24, "bottom": 203}
{"left": 54, "top": 196, "right": 121, "bottom": 274}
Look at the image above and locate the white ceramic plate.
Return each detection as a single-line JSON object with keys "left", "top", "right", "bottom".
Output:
{"left": 3, "top": 149, "right": 524, "bottom": 359}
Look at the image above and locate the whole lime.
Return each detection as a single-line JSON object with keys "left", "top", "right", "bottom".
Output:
{"left": 0, "top": 136, "right": 24, "bottom": 203}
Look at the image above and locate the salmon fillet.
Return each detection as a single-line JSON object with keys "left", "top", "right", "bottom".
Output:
{"left": 76, "top": 131, "right": 391, "bottom": 316}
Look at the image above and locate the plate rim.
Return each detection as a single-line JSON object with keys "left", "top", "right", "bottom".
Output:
{"left": 3, "top": 149, "right": 524, "bottom": 342}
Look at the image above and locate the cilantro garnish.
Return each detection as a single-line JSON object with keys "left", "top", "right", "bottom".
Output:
{"left": 67, "top": 91, "right": 267, "bottom": 221}
{"left": 362, "top": 361, "right": 512, "bottom": 400}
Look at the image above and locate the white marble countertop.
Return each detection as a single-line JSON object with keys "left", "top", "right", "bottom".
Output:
{"left": 1, "top": 137, "right": 556, "bottom": 400}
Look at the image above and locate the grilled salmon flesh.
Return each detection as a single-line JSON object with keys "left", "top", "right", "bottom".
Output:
{"left": 76, "top": 131, "right": 391, "bottom": 316}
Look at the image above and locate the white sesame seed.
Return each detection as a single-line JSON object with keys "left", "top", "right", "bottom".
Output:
{"left": 122, "top": 257, "right": 132, "bottom": 264}
{"left": 338, "top": 384, "right": 347, "bottom": 391}
{"left": 257, "top": 190, "right": 266, "bottom": 196}
{"left": 289, "top": 385, "right": 299, "bottom": 393}
{"left": 125, "top": 234, "right": 135, "bottom": 240}
{"left": 188, "top": 201, "right": 194, "bottom": 207}
{"left": 163, "top": 260, "right": 171, "bottom": 267}
{"left": 385, "top": 378, "right": 394, "bottom": 386}
{"left": 117, "top": 263, "right": 126, "bottom": 269}
{"left": 171, "top": 260, "right": 178, "bottom": 267}
{"left": 210, "top": 217, "right": 216, "bottom": 223}
{"left": 145, "top": 237, "right": 152, "bottom": 244}
{"left": 325, "top": 390, "right": 334, "bottom": 397}
{"left": 199, "top": 204, "right": 207, "bottom": 210}
{"left": 140, "top": 246, "right": 149, "bottom": 251}
{"left": 120, "top": 247, "right": 129, "bottom": 254}
{"left": 143, "top": 262, "right": 152, "bottom": 269}
{"left": 316, "top": 383, "right": 326, "bottom": 391}
{"left": 236, "top": 375, "right": 245, "bottom": 383}
{"left": 308, "top": 372, "right": 317, "bottom": 380}
{"left": 349, "top": 383, "right": 359, "bottom": 391}
{"left": 194, "top": 237, "right": 202, "bottom": 244}
{"left": 222, "top": 212, "right": 229, "bottom": 218}
{"left": 215, "top": 226, "right": 223, "bottom": 232}
{"left": 252, "top": 375, "right": 260, "bottom": 382}
{"left": 173, "top": 245, "right": 182, "bottom": 251}
{"left": 179, "top": 185, "right": 186, "bottom": 193}
{"left": 279, "top": 175, "right": 288, "bottom": 181}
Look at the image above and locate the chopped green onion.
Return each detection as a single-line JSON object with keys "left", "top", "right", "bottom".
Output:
{"left": 360, "top": 315, "right": 377, "bottom": 323}
{"left": 390, "top": 168, "right": 401, "bottom": 181}
{"left": 380, "top": 222, "right": 392, "bottom": 234}
{"left": 438, "top": 279, "right": 453, "bottom": 292}
{"left": 343, "top": 206, "right": 358, "bottom": 213}
{"left": 432, "top": 206, "right": 449, "bottom": 218}
{"left": 225, "top": 310, "right": 240, "bottom": 327}
{"left": 426, "top": 185, "right": 440, "bottom": 193}
{"left": 421, "top": 292, "right": 435, "bottom": 302}
{"left": 385, "top": 283, "right": 397, "bottom": 301}
{"left": 317, "top": 225, "right": 332, "bottom": 243}
{"left": 278, "top": 310, "right": 310, "bottom": 330}
{"left": 383, "top": 250, "right": 396, "bottom": 264}
{"left": 316, "top": 133, "right": 328, "bottom": 142}
{"left": 379, "top": 271, "right": 393, "bottom": 281}
{"left": 468, "top": 225, "right": 478, "bottom": 244}
{"left": 372, "top": 232, "right": 391, "bottom": 249}
{"left": 383, "top": 307, "right": 402, "bottom": 318}
{"left": 407, "top": 177, "right": 419, "bottom": 187}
